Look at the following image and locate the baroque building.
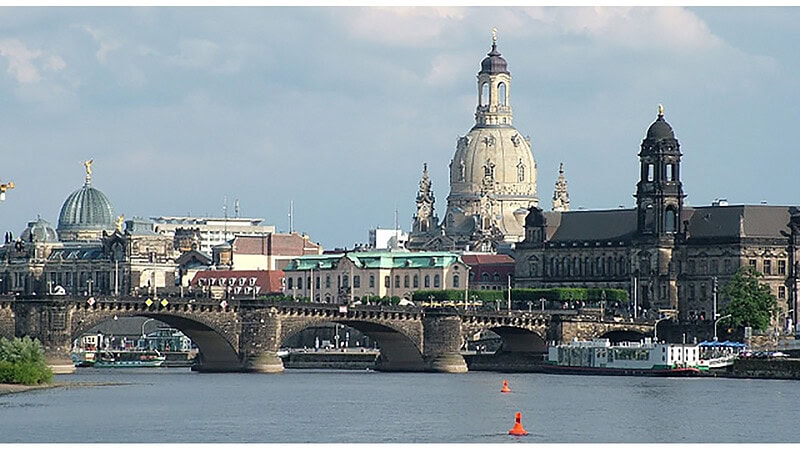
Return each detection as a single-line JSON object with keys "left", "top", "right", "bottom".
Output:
{"left": 0, "top": 162, "right": 178, "bottom": 296}
{"left": 408, "top": 31, "right": 538, "bottom": 252}
{"left": 283, "top": 251, "right": 467, "bottom": 304}
{"left": 515, "top": 106, "right": 799, "bottom": 331}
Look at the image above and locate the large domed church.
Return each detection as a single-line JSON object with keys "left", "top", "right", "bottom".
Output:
{"left": 0, "top": 161, "right": 177, "bottom": 296}
{"left": 408, "top": 31, "right": 539, "bottom": 252}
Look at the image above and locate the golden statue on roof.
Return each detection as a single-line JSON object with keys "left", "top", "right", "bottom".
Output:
{"left": 658, "top": 104, "right": 664, "bottom": 116}
{"left": 83, "top": 159, "right": 94, "bottom": 184}
{"left": 492, "top": 27, "right": 497, "bottom": 43}
{"left": 115, "top": 214, "right": 125, "bottom": 232}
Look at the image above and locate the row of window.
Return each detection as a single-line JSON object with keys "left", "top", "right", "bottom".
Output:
{"left": 285, "top": 271, "right": 515, "bottom": 291}
{"left": 685, "top": 258, "right": 786, "bottom": 276}
{"left": 533, "top": 256, "right": 629, "bottom": 278}
{"left": 286, "top": 273, "right": 453, "bottom": 291}
{"left": 531, "top": 255, "right": 789, "bottom": 279}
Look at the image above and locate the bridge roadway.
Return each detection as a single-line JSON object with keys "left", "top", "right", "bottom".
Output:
{"left": 0, "top": 295, "right": 653, "bottom": 374}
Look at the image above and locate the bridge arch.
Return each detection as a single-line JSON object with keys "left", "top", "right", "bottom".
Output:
{"left": 279, "top": 315, "right": 425, "bottom": 372}
{"left": 69, "top": 303, "right": 242, "bottom": 372}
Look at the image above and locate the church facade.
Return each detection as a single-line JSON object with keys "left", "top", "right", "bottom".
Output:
{"left": 515, "top": 106, "right": 800, "bottom": 330}
{"left": 408, "top": 33, "right": 539, "bottom": 253}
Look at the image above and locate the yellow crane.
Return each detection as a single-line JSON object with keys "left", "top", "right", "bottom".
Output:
{"left": 0, "top": 180, "right": 13, "bottom": 201}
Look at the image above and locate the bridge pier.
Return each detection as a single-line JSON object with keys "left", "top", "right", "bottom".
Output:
{"left": 422, "top": 308, "right": 468, "bottom": 373}
{"left": 13, "top": 300, "right": 76, "bottom": 374}
{"left": 239, "top": 306, "right": 285, "bottom": 373}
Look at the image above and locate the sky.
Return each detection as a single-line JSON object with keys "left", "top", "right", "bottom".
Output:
{"left": 1, "top": 5, "right": 800, "bottom": 250}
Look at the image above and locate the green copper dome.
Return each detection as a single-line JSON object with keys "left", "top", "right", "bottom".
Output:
{"left": 21, "top": 217, "right": 59, "bottom": 243}
{"left": 57, "top": 163, "right": 114, "bottom": 235}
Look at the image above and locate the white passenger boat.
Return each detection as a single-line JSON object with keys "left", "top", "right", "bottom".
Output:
{"left": 544, "top": 338, "right": 702, "bottom": 377}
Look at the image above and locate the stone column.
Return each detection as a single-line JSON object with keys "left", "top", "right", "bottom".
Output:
{"left": 422, "top": 307, "right": 468, "bottom": 373}
{"left": 238, "top": 306, "right": 284, "bottom": 373}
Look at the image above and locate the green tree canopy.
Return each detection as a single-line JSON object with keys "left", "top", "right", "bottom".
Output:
{"left": 721, "top": 267, "right": 778, "bottom": 331}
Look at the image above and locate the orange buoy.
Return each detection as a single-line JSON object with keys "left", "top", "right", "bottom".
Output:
{"left": 500, "top": 379, "right": 511, "bottom": 393}
{"left": 508, "top": 412, "right": 528, "bottom": 436}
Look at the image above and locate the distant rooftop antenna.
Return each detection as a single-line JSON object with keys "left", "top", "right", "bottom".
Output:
{"left": 289, "top": 200, "right": 294, "bottom": 234}
{"left": 223, "top": 195, "right": 228, "bottom": 237}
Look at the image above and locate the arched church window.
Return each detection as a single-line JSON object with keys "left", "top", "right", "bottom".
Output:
{"left": 480, "top": 82, "right": 489, "bottom": 106}
{"left": 666, "top": 164, "right": 675, "bottom": 181}
{"left": 665, "top": 207, "right": 677, "bottom": 233}
{"left": 517, "top": 160, "right": 525, "bottom": 182}
{"left": 498, "top": 82, "right": 507, "bottom": 106}
{"left": 647, "top": 164, "right": 654, "bottom": 182}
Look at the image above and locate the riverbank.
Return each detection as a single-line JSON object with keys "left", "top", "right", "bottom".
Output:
{"left": 0, "top": 381, "right": 127, "bottom": 396}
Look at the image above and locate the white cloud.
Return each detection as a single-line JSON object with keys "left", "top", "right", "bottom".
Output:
{"left": 170, "top": 38, "right": 220, "bottom": 69}
{"left": 79, "top": 25, "right": 122, "bottom": 64}
{"left": 521, "top": 6, "right": 722, "bottom": 52}
{"left": 338, "top": 6, "right": 467, "bottom": 47}
{"left": 0, "top": 39, "right": 43, "bottom": 83}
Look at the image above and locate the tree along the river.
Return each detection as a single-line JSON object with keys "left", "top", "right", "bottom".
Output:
{"left": 721, "top": 267, "right": 778, "bottom": 332}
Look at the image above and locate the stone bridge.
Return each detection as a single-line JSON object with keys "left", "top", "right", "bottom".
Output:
{"left": 0, "top": 295, "right": 653, "bottom": 374}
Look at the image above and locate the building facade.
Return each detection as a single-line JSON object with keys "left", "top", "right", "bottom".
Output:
{"left": 515, "top": 107, "right": 799, "bottom": 330}
{"left": 408, "top": 32, "right": 538, "bottom": 253}
{"left": 151, "top": 216, "right": 276, "bottom": 255}
{"left": 0, "top": 163, "right": 178, "bottom": 296}
{"left": 282, "top": 251, "right": 468, "bottom": 304}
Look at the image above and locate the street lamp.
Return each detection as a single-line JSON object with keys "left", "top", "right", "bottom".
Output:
{"left": 653, "top": 316, "right": 670, "bottom": 343}
{"left": 527, "top": 301, "right": 533, "bottom": 313}
{"left": 540, "top": 297, "right": 546, "bottom": 312}
{"left": 714, "top": 314, "right": 732, "bottom": 341}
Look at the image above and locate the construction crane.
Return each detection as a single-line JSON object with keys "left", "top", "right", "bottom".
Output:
{"left": 0, "top": 180, "right": 13, "bottom": 201}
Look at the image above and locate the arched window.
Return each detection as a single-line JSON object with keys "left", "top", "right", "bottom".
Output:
{"left": 297, "top": 277, "right": 303, "bottom": 289}
{"left": 493, "top": 273, "right": 500, "bottom": 282}
{"left": 369, "top": 274, "right": 375, "bottom": 288}
{"left": 404, "top": 275, "right": 409, "bottom": 288}
{"left": 665, "top": 207, "right": 677, "bottom": 233}
{"left": 480, "top": 82, "right": 489, "bottom": 106}
{"left": 517, "top": 160, "right": 525, "bottom": 182}
{"left": 325, "top": 275, "right": 331, "bottom": 288}
{"left": 453, "top": 274, "right": 460, "bottom": 288}
{"left": 353, "top": 275, "right": 360, "bottom": 288}
{"left": 413, "top": 274, "right": 419, "bottom": 288}
{"left": 424, "top": 275, "right": 431, "bottom": 288}
{"left": 342, "top": 275, "right": 349, "bottom": 288}
{"left": 434, "top": 274, "right": 441, "bottom": 288}
{"left": 498, "top": 82, "right": 507, "bottom": 106}
{"left": 481, "top": 272, "right": 490, "bottom": 282}
{"left": 287, "top": 278, "right": 293, "bottom": 289}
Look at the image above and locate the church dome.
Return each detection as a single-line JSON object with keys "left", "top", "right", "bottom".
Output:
{"left": 480, "top": 42, "right": 509, "bottom": 75}
{"left": 21, "top": 217, "right": 59, "bottom": 243}
{"left": 646, "top": 106, "right": 675, "bottom": 140}
{"left": 57, "top": 162, "right": 114, "bottom": 236}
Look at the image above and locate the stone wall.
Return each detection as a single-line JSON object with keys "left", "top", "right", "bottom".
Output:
{"left": 729, "top": 358, "right": 800, "bottom": 380}
{"left": 0, "top": 301, "right": 14, "bottom": 339}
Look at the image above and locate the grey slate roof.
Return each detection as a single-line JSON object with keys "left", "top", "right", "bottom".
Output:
{"left": 544, "top": 209, "right": 638, "bottom": 242}
{"left": 541, "top": 204, "right": 792, "bottom": 243}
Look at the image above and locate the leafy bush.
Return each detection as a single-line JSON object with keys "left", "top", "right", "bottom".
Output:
{"left": 0, "top": 337, "right": 53, "bottom": 385}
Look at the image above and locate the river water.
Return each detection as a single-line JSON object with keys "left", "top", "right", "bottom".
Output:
{"left": 1, "top": 367, "right": 798, "bottom": 443}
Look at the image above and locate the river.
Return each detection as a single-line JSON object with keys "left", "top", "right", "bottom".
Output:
{"left": 0, "top": 368, "right": 798, "bottom": 443}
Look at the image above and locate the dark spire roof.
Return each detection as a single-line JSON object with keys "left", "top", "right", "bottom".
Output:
{"left": 646, "top": 104, "right": 676, "bottom": 140}
{"left": 480, "top": 30, "right": 509, "bottom": 75}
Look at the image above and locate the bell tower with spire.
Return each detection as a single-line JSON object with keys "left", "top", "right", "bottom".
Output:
{"left": 552, "top": 162, "right": 570, "bottom": 212}
{"left": 635, "top": 104, "right": 684, "bottom": 238}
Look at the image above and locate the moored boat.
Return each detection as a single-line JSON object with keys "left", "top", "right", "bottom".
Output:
{"left": 93, "top": 350, "right": 167, "bottom": 368}
{"left": 544, "top": 338, "right": 702, "bottom": 377}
